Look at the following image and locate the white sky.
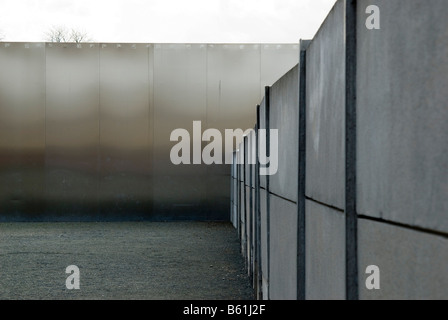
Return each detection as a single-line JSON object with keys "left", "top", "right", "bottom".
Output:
{"left": 0, "top": 0, "right": 336, "bottom": 43}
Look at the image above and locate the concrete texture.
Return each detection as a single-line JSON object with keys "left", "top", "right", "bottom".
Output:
{"left": 259, "top": 98, "right": 267, "bottom": 189}
{"left": 237, "top": 148, "right": 244, "bottom": 183}
{"left": 260, "top": 189, "right": 268, "bottom": 299}
{"left": 358, "top": 219, "right": 448, "bottom": 300}
{"left": 305, "top": 200, "right": 345, "bottom": 300}
{"left": 0, "top": 222, "right": 254, "bottom": 300}
{"left": 356, "top": 0, "right": 448, "bottom": 233}
{"left": 232, "top": 0, "right": 448, "bottom": 300}
{"left": 244, "top": 136, "right": 250, "bottom": 184}
{"left": 297, "top": 40, "right": 310, "bottom": 301}
{"left": 245, "top": 185, "right": 252, "bottom": 270}
{"left": 239, "top": 181, "right": 246, "bottom": 256}
{"left": 269, "top": 65, "right": 299, "bottom": 202}
{"left": 269, "top": 195, "right": 297, "bottom": 300}
{"left": 231, "top": 177, "right": 237, "bottom": 227}
{"left": 249, "top": 130, "right": 256, "bottom": 188}
{"left": 250, "top": 176, "right": 256, "bottom": 279}
{"left": 305, "top": 0, "right": 345, "bottom": 210}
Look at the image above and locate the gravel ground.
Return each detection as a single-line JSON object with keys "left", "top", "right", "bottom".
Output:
{"left": 0, "top": 222, "right": 254, "bottom": 300}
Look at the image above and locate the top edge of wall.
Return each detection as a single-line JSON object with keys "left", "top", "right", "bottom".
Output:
{"left": 271, "top": 63, "right": 299, "bottom": 89}
{"left": 0, "top": 42, "right": 300, "bottom": 47}
{"left": 307, "top": 0, "right": 344, "bottom": 50}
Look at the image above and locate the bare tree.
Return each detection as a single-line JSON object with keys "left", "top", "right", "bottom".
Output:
{"left": 69, "top": 29, "right": 92, "bottom": 43}
{"left": 45, "top": 26, "right": 68, "bottom": 42}
{"left": 45, "top": 26, "right": 92, "bottom": 43}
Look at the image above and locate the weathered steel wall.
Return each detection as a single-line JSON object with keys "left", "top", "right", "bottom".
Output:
{"left": 0, "top": 42, "right": 299, "bottom": 221}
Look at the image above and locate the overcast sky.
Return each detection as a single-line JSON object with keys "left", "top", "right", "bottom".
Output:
{"left": 0, "top": 0, "right": 336, "bottom": 43}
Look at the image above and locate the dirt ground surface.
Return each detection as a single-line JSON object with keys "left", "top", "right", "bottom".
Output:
{"left": 0, "top": 222, "right": 254, "bottom": 300}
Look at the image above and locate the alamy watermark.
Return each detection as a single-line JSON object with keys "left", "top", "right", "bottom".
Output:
{"left": 66, "top": 265, "right": 80, "bottom": 290}
{"left": 365, "top": 5, "right": 380, "bottom": 30}
{"left": 170, "top": 121, "right": 278, "bottom": 176}
{"left": 365, "top": 265, "right": 380, "bottom": 290}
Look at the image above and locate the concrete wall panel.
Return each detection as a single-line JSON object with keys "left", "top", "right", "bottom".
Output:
{"left": 356, "top": 0, "right": 448, "bottom": 233}
{"left": 245, "top": 185, "right": 252, "bottom": 269}
{"left": 259, "top": 98, "right": 267, "bottom": 190}
{"left": 269, "top": 195, "right": 297, "bottom": 300}
{"left": 260, "top": 188, "right": 268, "bottom": 299}
{"left": 270, "top": 65, "right": 299, "bottom": 202}
{"left": 305, "top": 0, "right": 345, "bottom": 209}
{"left": 305, "top": 200, "right": 345, "bottom": 300}
{"left": 358, "top": 219, "right": 448, "bottom": 300}
{"left": 240, "top": 181, "right": 246, "bottom": 256}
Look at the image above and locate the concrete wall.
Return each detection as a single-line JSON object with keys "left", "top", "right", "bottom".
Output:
{"left": 356, "top": 0, "right": 448, "bottom": 232}
{"left": 235, "top": 65, "right": 301, "bottom": 300}
{"left": 232, "top": 0, "right": 448, "bottom": 300}
{"left": 270, "top": 66, "right": 299, "bottom": 202}
{"left": 358, "top": 219, "right": 448, "bottom": 300}
{"left": 270, "top": 195, "right": 297, "bottom": 300}
{"left": 305, "top": 0, "right": 345, "bottom": 210}
{"left": 355, "top": 0, "right": 448, "bottom": 299}
{"left": 305, "top": 200, "right": 345, "bottom": 300}
{"left": 305, "top": 0, "right": 346, "bottom": 299}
